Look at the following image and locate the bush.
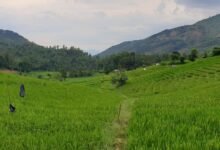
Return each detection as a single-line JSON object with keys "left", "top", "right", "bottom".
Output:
{"left": 189, "top": 49, "right": 198, "bottom": 61}
{"left": 60, "top": 70, "right": 67, "bottom": 79}
{"left": 47, "top": 73, "right": 52, "bottom": 78}
{"left": 179, "top": 56, "right": 185, "bottom": 64}
{"left": 111, "top": 70, "right": 128, "bottom": 87}
{"left": 212, "top": 47, "right": 220, "bottom": 56}
{"left": 18, "top": 61, "right": 32, "bottom": 73}
{"left": 69, "top": 70, "right": 93, "bottom": 78}
{"left": 170, "top": 51, "right": 180, "bottom": 64}
{"left": 160, "top": 62, "right": 168, "bottom": 66}
{"left": 37, "top": 75, "right": 43, "bottom": 79}
{"left": 203, "top": 52, "right": 208, "bottom": 58}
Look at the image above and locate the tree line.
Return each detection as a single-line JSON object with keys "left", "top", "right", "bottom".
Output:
{"left": 96, "top": 47, "right": 220, "bottom": 74}
{"left": 0, "top": 43, "right": 220, "bottom": 78}
{"left": 0, "top": 43, "right": 95, "bottom": 76}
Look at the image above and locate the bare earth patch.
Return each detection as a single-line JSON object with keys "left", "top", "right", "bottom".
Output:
{"left": 0, "top": 70, "right": 17, "bottom": 74}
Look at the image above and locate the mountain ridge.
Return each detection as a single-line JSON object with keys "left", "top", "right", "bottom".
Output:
{"left": 99, "top": 14, "right": 220, "bottom": 57}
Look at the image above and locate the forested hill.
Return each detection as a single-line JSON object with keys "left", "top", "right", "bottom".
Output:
{"left": 0, "top": 30, "right": 29, "bottom": 46}
{"left": 99, "top": 14, "right": 220, "bottom": 57}
{"left": 0, "top": 29, "right": 95, "bottom": 72}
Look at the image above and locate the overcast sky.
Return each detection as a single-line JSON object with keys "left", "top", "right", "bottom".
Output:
{"left": 0, "top": 0, "right": 219, "bottom": 54}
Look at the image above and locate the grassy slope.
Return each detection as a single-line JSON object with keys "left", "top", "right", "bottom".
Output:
{"left": 0, "top": 56, "right": 219, "bottom": 149}
{"left": 120, "top": 56, "right": 220, "bottom": 149}
{"left": 0, "top": 73, "right": 123, "bottom": 149}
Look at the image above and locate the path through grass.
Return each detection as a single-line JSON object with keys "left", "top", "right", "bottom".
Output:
{"left": 112, "top": 95, "right": 136, "bottom": 150}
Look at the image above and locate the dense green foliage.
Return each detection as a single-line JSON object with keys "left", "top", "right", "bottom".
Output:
{"left": 97, "top": 52, "right": 168, "bottom": 74}
{"left": 212, "top": 47, "right": 220, "bottom": 56}
{"left": 0, "top": 30, "right": 95, "bottom": 74}
{"left": 111, "top": 70, "right": 128, "bottom": 87}
{"left": 0, "top": 43, "right": 95, "bottom": 72}
{"left": 189, "top": 48, "right": 199, "bottom": 61}
{"left": 170, "top": 51, "right": 181, "bottom": 64}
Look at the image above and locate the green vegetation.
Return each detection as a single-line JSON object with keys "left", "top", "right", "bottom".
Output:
{"left": 0, "top": 44, "right": 95, "bottom": 73}
{"left": 189, "top": 48, "right": 199, "bottom": 61}
{"left": 0, "top": 53, "right": 220, "bottom": 149}
{"left": 1, "top": 11, "right": 220, "bottom": 150}
{"left": 97, "top": 52, "right": 170, "bottom": 74}
{"left": 0, "top": 29, "right": 220, "bottom": 79}
{"left": 121, "top": 56, "right": 220, "bottom": 149}
{"left": 0, "top": 29, "right": 220, "bottom": 149}
{"left": 111, "top": 70, "right": 128, "bottom": 87}
{"left": 0, "top": 29, "right": 95, "bottom": 74}
{"left": 0, "top": 73, "right": 123, "bottom": 149}
{"left": 212, "top": 47, "right": 220, "bottom": 56}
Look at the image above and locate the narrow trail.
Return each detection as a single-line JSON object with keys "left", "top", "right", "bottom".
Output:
{"left": 112, "top": 96, "right": 136, "bottom": 150}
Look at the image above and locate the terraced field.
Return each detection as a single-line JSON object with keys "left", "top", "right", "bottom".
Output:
{"left": 0, "top": 73, "right": 123, "bottom": 149}
{"left": 0, "top": 56, "right": 219, "bottom": 149}
{"left": 121, "top": 56, "right": 220, "bottom": 149}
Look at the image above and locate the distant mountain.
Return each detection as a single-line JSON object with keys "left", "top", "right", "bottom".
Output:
{"left": 99, "top": 14, "right": 220, "bottom": 57}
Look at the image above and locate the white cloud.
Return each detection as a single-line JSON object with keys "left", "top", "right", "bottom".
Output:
{"left": 0, "top": 0, "right": 219, "bottom": 54}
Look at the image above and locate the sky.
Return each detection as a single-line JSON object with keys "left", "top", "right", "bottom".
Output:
{"left": 0, "top": 0, "right": 219, "bottom": 54}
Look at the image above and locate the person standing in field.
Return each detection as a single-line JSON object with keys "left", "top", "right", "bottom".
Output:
{"left": 20, "top": 84, "right": 25, "bottom": 97}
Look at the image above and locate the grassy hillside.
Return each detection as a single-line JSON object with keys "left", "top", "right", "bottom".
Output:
{"left": 0, "top": 56, "right": 219, "bottom": 149}
{"left": 120, "top": 56, "right": 220, "bottom": 149}
{"left": 0, "top": 73, "right": 123, "bottom": 149}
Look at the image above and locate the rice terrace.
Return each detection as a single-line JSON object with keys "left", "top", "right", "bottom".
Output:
{"left": 0, "top": 1, "right": 220, "bottom": 149}
{"left": 0, "top": 55, "right": 219, "bottom": 149}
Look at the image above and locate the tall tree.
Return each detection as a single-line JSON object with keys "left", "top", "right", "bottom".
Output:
{"left": 189, "top": 49, "right": 198, "bottom": 61}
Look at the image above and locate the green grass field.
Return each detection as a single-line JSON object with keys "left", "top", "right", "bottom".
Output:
{"left": 0, "top": 73, "right": 123, "bottom": 149}
{"left": 0, "top": 56, "right": 220, "bottom": 149}
{"left": 123, "top": 56, "right": 220, "bottom": 149}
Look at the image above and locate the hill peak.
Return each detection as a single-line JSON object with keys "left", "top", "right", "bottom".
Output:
{"left": 0, "top": 29, "right": 29, "bottom": 46}
{"left": 99, "top": 14, "right": 220, "bottom": 57}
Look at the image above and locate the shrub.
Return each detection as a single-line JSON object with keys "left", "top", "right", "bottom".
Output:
{"left": 37, "top": 75, "right": 43, "bottom": 79}
{"left": 179, "top": 56, "right": 185, "bottom": 64}
{"left": 111, "top": 70, "right": 128, "bottom": 87}
{"left": 189, "top": 49, "right": 198, "bottom": 61}
{"left": 69, "top": 70, "right": 93, "bottom": 78}
{"left": 47, "top": 73, "right": 52, "bottom": 78}
{"left": 60, "top": 70, "right": 67, "bottom": 79}
{"left": 212, "top": 47, "right": 220, "bottom": 56}
{"left": 170, "top": 51, "right": 180, "bottom": 64}
{"left": 203, "top": 52, "right": 208, "bottom": 58}
{"left": 18, "top": 61, "right": 32, "bottom": 73}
